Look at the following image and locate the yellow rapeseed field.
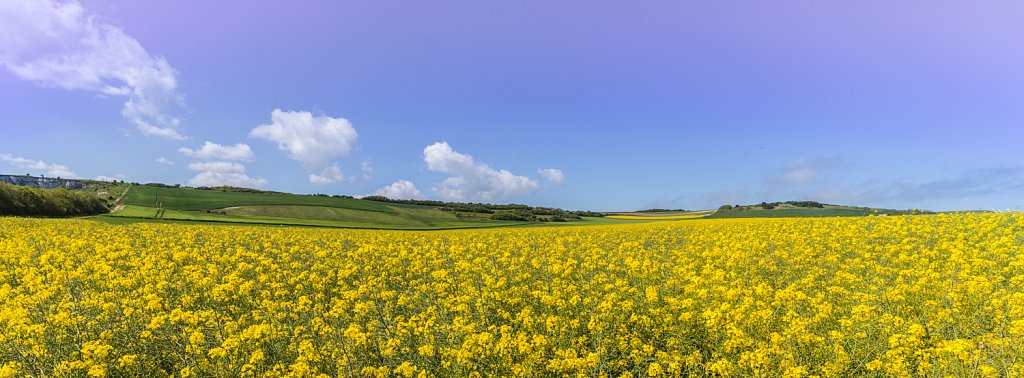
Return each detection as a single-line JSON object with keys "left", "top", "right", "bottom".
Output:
{"left": 1, "top": 214, "right": 1023, "bottom": 377}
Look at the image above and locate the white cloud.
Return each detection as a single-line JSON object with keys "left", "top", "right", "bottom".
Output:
{"left": 1, "top": 153, "right": 78, "bottom": 178}
{"left": 156, "top": 157, "right": 174, "bottom": 165}
{"left": 95, "top": 174, "right": 126, "bottom": 181}
{"left": 371, "top": 180, "right": 422, "bottom": 200}
{"left": 0, "top": 0, "right": 186, "bottom": 139}
{"left": 187, "top": 161, "right": 245, "bottom": 173}
{"left": 423, "top": 142, "right": 538, "bottom": 201}
{"left": 250, "top": 109, "right": 357, "bottom": 184}
{"left": 179, "top": 142, "right": 262, "bottom": 188}
{"left": 770, "top": 157, "right": 840, "bottom": 186}
{"left": 178, "top": 141, "right": 253, "bottom": 161}
{"left": 186, "top": 161, "right": 266, "bottom": 188}
{"left": 309, "top": 163, "right": 344, "bottom": 184}
{"left": 361, "top": 160, "right": 373, "bottom": 183}
{"left": 538, "top": 168, "right": 565, "bottom": 186}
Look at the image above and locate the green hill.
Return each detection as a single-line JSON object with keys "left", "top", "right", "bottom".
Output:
{"left": 98, "top": 185, "right": 531, "bottom": 229}
{"left": 604, "top": 201, "right": 927, "bottom": 221}
{"left": 3, "top": 177, "right": 932, "bottom": 229}
{"left": 706, "top": 201, "right": 925, "bottom": 219}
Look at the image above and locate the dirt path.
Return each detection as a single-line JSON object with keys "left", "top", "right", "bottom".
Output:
{"left": 108, "top": 186, "right": 130, "bottom": 214}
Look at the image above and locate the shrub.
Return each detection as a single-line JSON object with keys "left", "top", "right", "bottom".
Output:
{"left": 0, "top": 182, "right": 108, "bottom": 216}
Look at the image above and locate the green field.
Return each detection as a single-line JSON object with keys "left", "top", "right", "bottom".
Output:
{"left": 103, "top": 186, "right": 527, "bottom": 229}
{"left": 705, "top": 203, "right": 917, "bottom": 219}
{"left": 705, "top": 207, "right": 875, "bottom": 218}
{"left": 89, "top": 184, "right": 924, "bottom": 229}
{"left": 123, "top": 186, "right": 409, "bottom": 212}
{"left": 601, "top": 203, "right": 917, "bottom": 221}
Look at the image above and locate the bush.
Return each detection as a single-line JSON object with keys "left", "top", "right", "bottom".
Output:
{"left": 0, "top": 182, "right": 108, "bottom": 216}
{"left": 490, "top": 210, "right": 538, "bottom": 222}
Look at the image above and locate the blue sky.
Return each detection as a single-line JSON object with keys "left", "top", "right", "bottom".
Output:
{"left": 1, "top": 1, "right": 1022, "bottom": 211}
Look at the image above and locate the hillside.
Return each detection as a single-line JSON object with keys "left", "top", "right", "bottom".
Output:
{"left": 93, "top": 185, "right": 612, "bottom": 230}
{"left": 99, "top": 185, "right": 499, "bottom": 229}
{"left": 604, "top": 201, "right": 927, "bottom": 221}
{"left": 707, "top": 201, "right": 926, "bottom": 218}
{"left": 2, "top": 176, "right": 931, "bottom": 229}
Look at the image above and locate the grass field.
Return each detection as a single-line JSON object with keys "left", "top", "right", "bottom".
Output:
{"left": 98, "top": 185, "right": 928, "bottom": 230}
{"left": 107, "top": 186, "right": 522, "bottom": 230}
{"left": 123, "top": 186, "right": 412, "bottom": 212}
{"left": 602, "top": 205, "right": 905, "bottom": 222}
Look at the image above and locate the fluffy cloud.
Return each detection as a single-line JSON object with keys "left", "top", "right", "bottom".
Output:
{"left": 423, "top": 142, "right": 538, "bottom": 201}
{"left": 0, "top": 0, "right": 186, "bottom": 139}
{"left": 371, "top": 180, "right": 422, "bottom": 200}
{"left": 309, "top": 163, "right": 344, "bottom": 184}
{"left": 186, "top": 161, "right": 266, "bottom": 188}
{"left": 538, "top": 168, "right": 565, "bottom": 186}
{"left": 250, "top": 109, "right": 357, "bottom": 183}
{"left": 1, "top": 153, "right": 78, "bottom": 178}
{"left": 178, "top": 141, "right": 253, "bottom": 161}
{"left": 156, "top": 157, "right": 174, "bottom": 165}
{"left": 179, "top": 142, "right": 263, "bottom": 188}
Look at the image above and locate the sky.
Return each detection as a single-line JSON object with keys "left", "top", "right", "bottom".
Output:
{"left": 1, "top": 0, "right": 1022, "bottom": 212}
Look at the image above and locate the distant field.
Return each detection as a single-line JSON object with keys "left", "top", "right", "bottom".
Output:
{"left": 707, "top": 206, "right": 888, "bottom": 219}
{"left": 123, "top": 186, "right": 413, "bottom": 212}
{"left": 109, "top": 186, "right": 524, "bottom": 229}
{"left": 98, "top": 185, "right": 918, "bottom": 229}
{"left": 605, "top": 210, "right": 715, "bottom": 220}
{"left": 604, "top": 204, "right": 913, "bottom": 221}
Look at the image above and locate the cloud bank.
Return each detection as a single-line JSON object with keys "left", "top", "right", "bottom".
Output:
{"left": 0, "top": 0, "right": 186, "bottom": 139}
{"left": 423, "top": 142, "right": 538, "bottom": 201}
{"left": 684, "top": 157, "right": 1024, "bottom": 210}
{"left": 1, "top": 153, "right": 78, "bottom": 178}
{"left": 179, "top": 141, "right": 265, "bottom": 188}
{"left": 179, "top": 141, "right": 254, "bottom": 161}
{"left": 250, "top": 109, "right": 358, "bottom": 184}
{"left": 95, "top": 174, "right": 126, "bottom": 182}
{"left": 186, "top": 161, "right": 266, "bottom": 188}
{"left": 814, "top": 166, "right": 1024, "bottom": 205}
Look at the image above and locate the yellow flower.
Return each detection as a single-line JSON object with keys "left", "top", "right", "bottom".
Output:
{"left": 647, "top": 362, "right": 663, "bottom": 376}
{"left": 393, "top": 361, "right": 417, "bottom": 378}
{"left": 208, "top": 347, "right": 227, "bottom": 359}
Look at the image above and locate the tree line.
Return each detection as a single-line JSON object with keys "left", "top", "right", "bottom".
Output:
{"left": 0, "top": 182, "right": 108, "bottom": 216}
{"left": 719, "top": 201, "right": 828, "bottom": 211}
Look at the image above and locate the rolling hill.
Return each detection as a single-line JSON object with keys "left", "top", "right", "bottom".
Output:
{"left": 1, "top": 176, "right": 933, "bottom": 229}
{"left": 95, "top": 185, "right": 620, "bottom": 229}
